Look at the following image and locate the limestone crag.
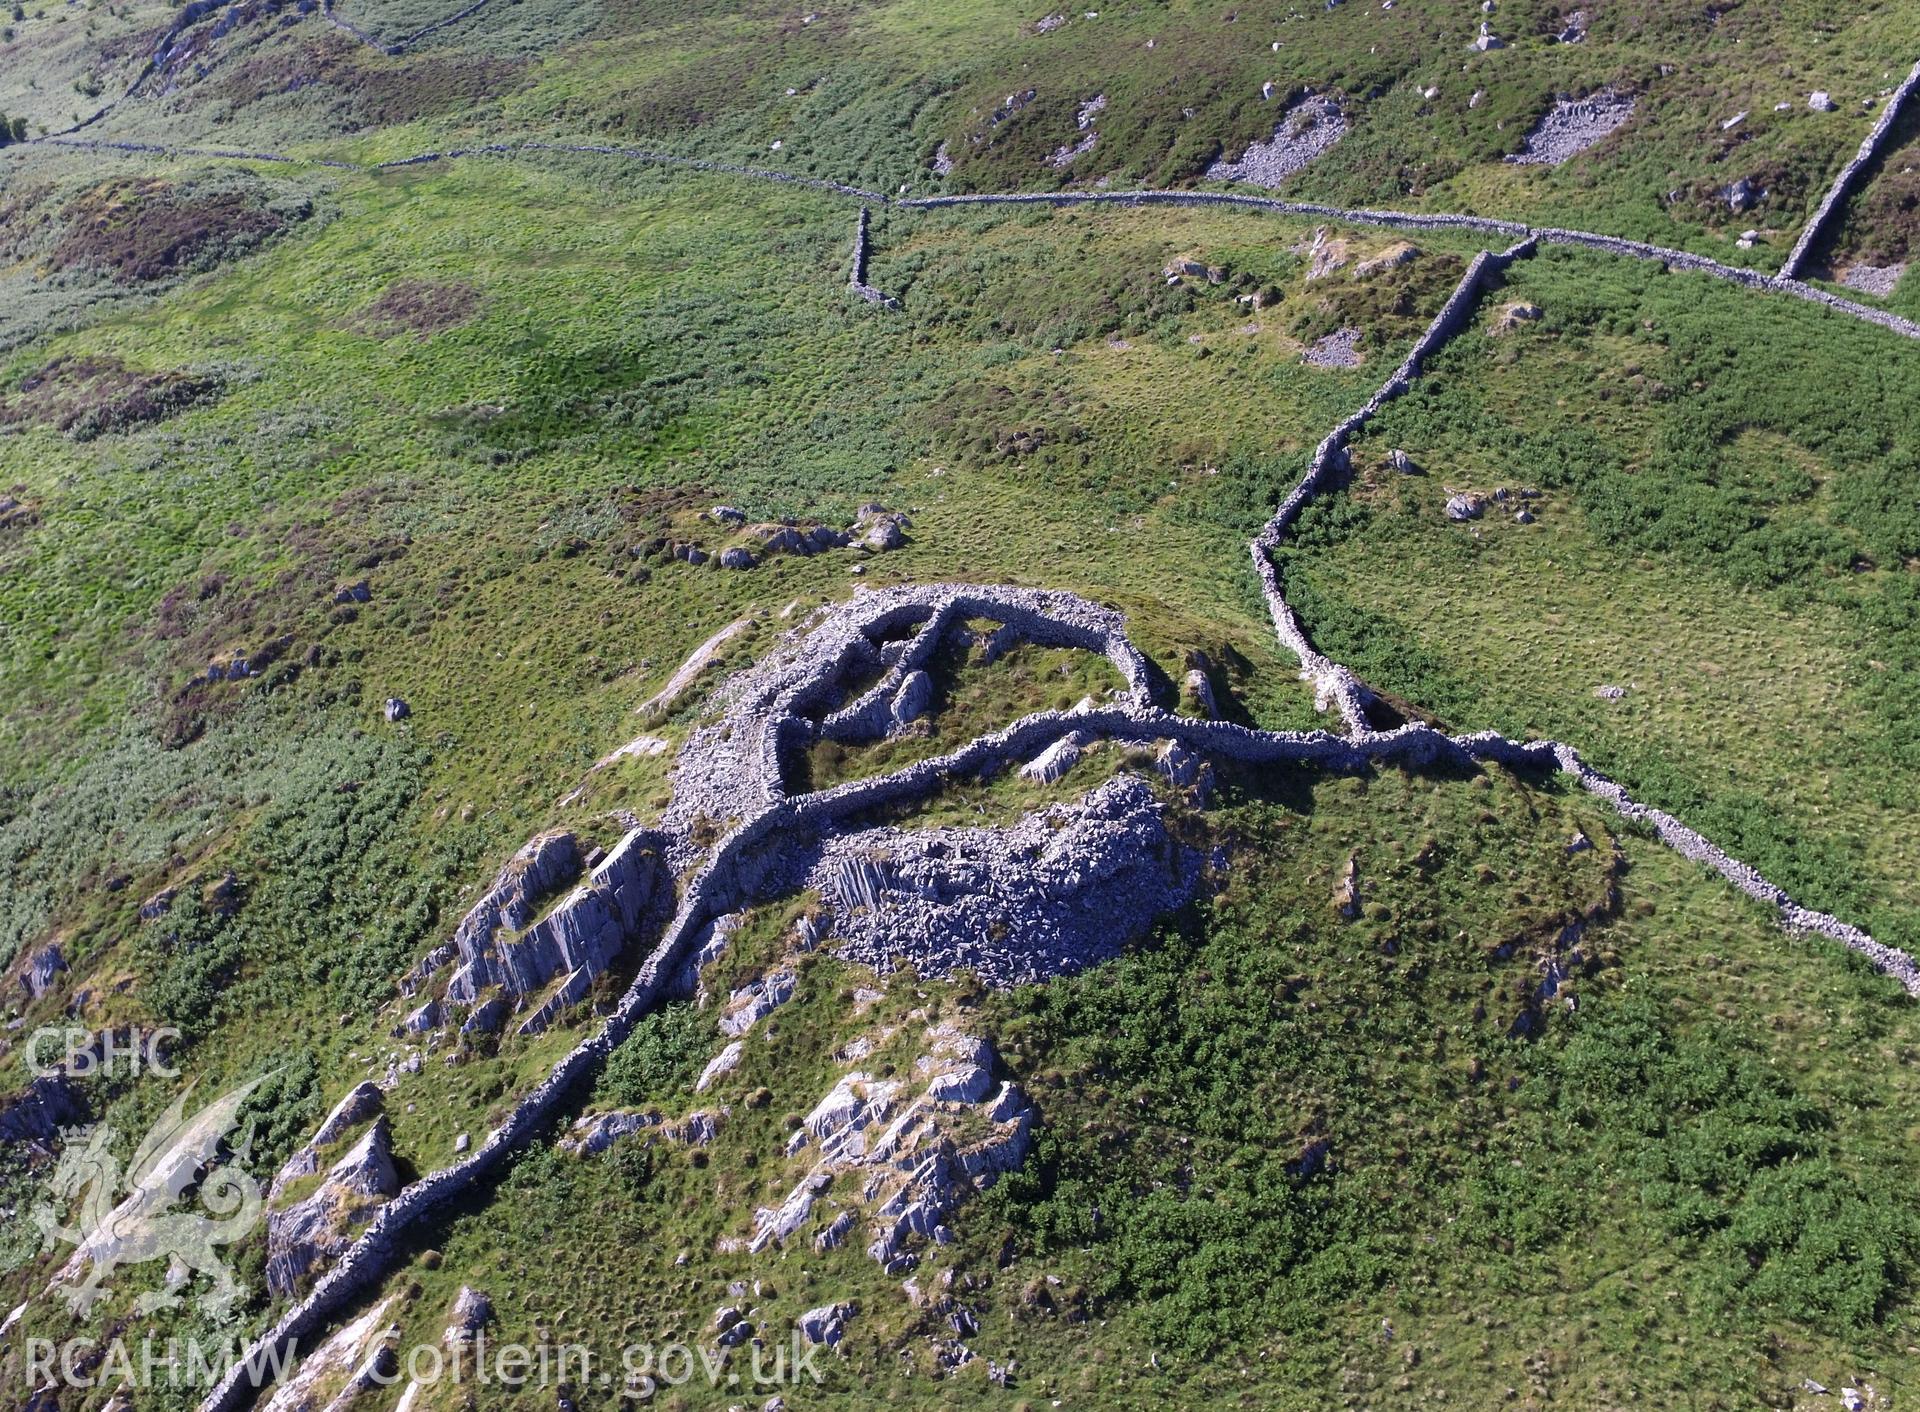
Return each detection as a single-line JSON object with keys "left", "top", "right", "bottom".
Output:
{"left": 266, "top": 1118, "right": 401, "bottom": 1298}
{"left": 439, "top": 828, "right": 670, "bottom": 1035}
{"left": 747, "top": 1022, "right": 1032, "bottom": 1274}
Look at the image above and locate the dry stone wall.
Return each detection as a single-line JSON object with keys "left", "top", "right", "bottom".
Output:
{"left": 1782, "top": 58, "right": 1920, "bottom": 279}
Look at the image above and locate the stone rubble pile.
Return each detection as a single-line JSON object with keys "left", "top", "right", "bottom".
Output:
{"left": 1505, "top": 90, "right": 1635, "bottom": 166}
{"left": 1205, "top": 95, "right": 1348, "bottom": 189}
{"left": 805, "top": 774, "right": 1200, "bottom": 987}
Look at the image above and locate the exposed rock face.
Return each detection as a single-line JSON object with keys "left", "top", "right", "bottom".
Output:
{"left": 266, "top": 1117, "right": 401, "bottom": 1297}
{"left": 641, "top": 617, "right": 755, "bottom": 717}
{"left": 1490, "top": 300, "right": 1543, "bottom": 333}
{"left": 561, "top": 1106, "right": 725, "bottom": 1155}
{"left": 797, "top": 1301, "right": 858, "bottom": 1347}
{"left": 808, "top": 774, "right": 1197, "bottom": 987}
{"left": 1207, "top": 95, "right": 1348, "bottom": 188}
{"left": 720, "top": 969, "right": 796, "bottom": 1037}
{"left": 23, "top": 944, "right": 66, "bottom": 999}
{"left": 696, "top": 1041, "right": 745, "bottom": 1093}
{"left": 0, "top": 1074, "right": 87, "bottom": 1142}
{"left": 750, "top": 1023, "right": 1032, "bottom": 1275}
{"left": 1048, "top": 94, "right": 1106, "bottom": 168}
{"left": 440, "top": 828, "right": 668, "bottom": 1036}
{"left": 1354, "top": 242, "right": 1420, "bottom": 278}
{"left": 258, "top": 1295, "right": 398, "bottom": 1412}
{"left": 270, "top": 1082, "right": 385, "bottom": 1201}
{"left": 1506, "top": 90, "right": 1634, "bottom": 166}
{"left": 446, "top": 1287, "right": 492, "bottom": 1343}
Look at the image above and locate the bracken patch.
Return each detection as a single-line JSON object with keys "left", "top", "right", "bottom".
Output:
{"left": 353, "top": 278, "right": 482, "bottom": 337}
{"left": 0, "top": 355, "right": 225, "bottom": 439}
{"left": 46, "top": 175, "right": 309, "bottom": 286}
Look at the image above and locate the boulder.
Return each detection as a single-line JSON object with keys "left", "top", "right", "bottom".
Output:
{"left": 24, "top": 944, "right": 66, "bottom": 999}
{"left": 710, "top": 506, "right": 746, "bottom": 524}
{"left": 1182, "top": 668, "right": 1217, "bottom": 719}
{"left": 1333, "top": 854, "right": 1360, "bottom": 920}
{"left": 1018, "top": 732, "right": 1086, "bottom": 784}
{"left": 890, "top": 669, "right": 933, "bottom": 728}
{"left": 332, "top": 580, "right": 372, "bottom": 605}
{"left": 797, "top": 1301, "right": 858, "bottom": 1348}
{"left": 719, "top": 547, "right": 758, "bottom": 570}
{"left": 384, "top": 697, "right": 410, "bottom": 723}
{"left": 446, "top": 1286, "right": 492, "bottom": 1343}
{"left": 861, "top": 516, "right": 908, "bottom": 552}
{"left": 1388, "top": 448, "right": 1420, "bottom": 475}
{"left": 1808, "top": 91, "right": 1837, "bottom": 112}
{"left": 1445, "top": 494, "right": 1484, "bottom": 521}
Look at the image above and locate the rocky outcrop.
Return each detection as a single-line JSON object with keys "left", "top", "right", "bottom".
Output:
{"left": 269, "top": 1083, "right": 384, "bottom": 1201}
{"left": 22, "top": 944, "right": 66, "bottom": 999}
{"left": 441, "top": 828, "right": 668, "bottom": 1035}
{"left": 0, "top": 1074, "right": 87, "bottom": 1143}
{"left": 266, "top": 1118, "right": 401, "bottom": 1298}
{"left": 751, "top": 1023, "right": 1032, "bottom": 1272}
{"left": 560, "top": 1106, "right": 724, "bottom": 1155}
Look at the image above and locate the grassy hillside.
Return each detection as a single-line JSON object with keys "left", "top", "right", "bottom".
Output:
{"left": 2, "top": 2, "right": 1919, "bottom": 1408}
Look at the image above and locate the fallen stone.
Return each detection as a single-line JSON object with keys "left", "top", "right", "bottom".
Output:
{"left": 797, "top": 1301, "right": 857, "bottom": 1347}
{"left": 1506, "top": 89, "right": 1634, "bottom": 166}
{"left": 1304, "top": 327, "right": 1363, "bottom": 368}
{"left": 695, "top": 1040, "right": 745, "bottom": 1093}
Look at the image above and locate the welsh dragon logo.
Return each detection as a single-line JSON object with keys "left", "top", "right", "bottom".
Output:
{"left": 32, "top": 1074, "right": 273, "bottom": 1318}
